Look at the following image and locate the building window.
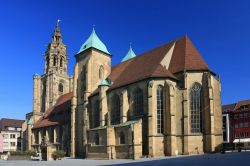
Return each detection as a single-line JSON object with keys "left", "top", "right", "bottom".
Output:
{"left": 239, "top": 114, "right": 243, "bottom": 119}
{"left": 46, "top": 57, "right": 50, "bottom": 67}
{"left": 99, "top": 65, "right": 104, "bottom": 80}
{"left": 244, "top": 122, "right": 248, "bottom": 128}
{"left": 59, "top": 83, "right": 63, "bottom": 94}
{"left": 235, "top": 124, "right": 239, "bottom": 128}
{"left": 95, "top": 133, "right": 99, "bottom": 145}
{"left": 10, "top": 134, "right": 16, "bottom": 139}
{"left": 190, "top": 83, "right": 202, "bottom": 133}
{"left": 60, "top": 57, "right": 63, "bottom": 67}
{"left": 7, "top": 127, "right": 15, "bottom": 131}
{"left": 234, "top": 114, "right": 238, "bottom": 119}
{"left": 134, "top": 88, "right": 143, "bottom": 117}
{"left": 111, "top": 94, "right": 121, "bottom": 125}
{"left": 120, "top": 132, "right": 125, "bottom": 144}
{"left": 240, "top": 105, "right": 249, "bottom": 110}
{"left": 53, "top": 56, "right": 57, "bottom": 66}
{"left": 94, "top": 100, "right": 100, "bottom": 128}
{"left": 81, "top": 66, "right": 86, "bottom": 92}
{"left": 157, "top": 85, "right": 164, "bottom": 134}
{"left": 244, "top": 113, "right": 248, "bottom": 118}
{"left": 10, "top": 142, "right": 16, "bottom": 147}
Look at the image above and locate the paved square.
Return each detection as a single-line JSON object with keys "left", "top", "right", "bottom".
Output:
{"left": 0, "top": 152, "right": 249, "bottom": 166}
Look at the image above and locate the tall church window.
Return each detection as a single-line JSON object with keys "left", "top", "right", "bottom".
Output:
{"left": 190, "top": 83, "right": 202, "bottom": 133}
{"left": 111, "top": 94, "right": 120, "bottom": 125}
{"left": 134, "top": 88, "right": 143, "bottom": 116}
{"left": 46, "top": 57, "right": 50, "bottom": 67}
{"left": 94, "top": 100, "right": 100, "bottom": 128}
{"left": 59, "top": 83, "right": 63, "bottom": 94}
{"left": 157, "top": 85, "right": 164, "bottom": 134}
{"left": 81, "top": 66, "right": 86, "bottom": 92}
{"left": 119, "top": 132, "right": 125, "bottom": 144}
{"left": 95, "top": 133, "right": 99, "bottom": 145}
{"left": 53, "top": 56, "right": 57, "bottom": 66}
{"left": 60, "top": 57, "right": 63, "bottom": 67}
{"left": 99, "top": 65, "right": 104, "bottom": 79}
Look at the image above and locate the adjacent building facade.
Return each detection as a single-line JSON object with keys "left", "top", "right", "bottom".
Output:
{"left": 0, "top": 118, "right": 24, "bottom": 152}
{"left": 23, "top": 22, "right": 223, "bottom": 160}
{"left": 222, "top": 100, "right": 250, "bottom": 147}
{"left": 0, "top": 134, "right": 3, "bottom": 153}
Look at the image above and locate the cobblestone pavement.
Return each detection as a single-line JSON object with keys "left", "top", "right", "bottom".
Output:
{"left": 0, "top": 152, "right": 249, "bottom": 166}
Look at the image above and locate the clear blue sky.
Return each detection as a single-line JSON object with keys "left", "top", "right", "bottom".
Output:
{"left": 0, "top": 0, "right": 250, "bottom": 120}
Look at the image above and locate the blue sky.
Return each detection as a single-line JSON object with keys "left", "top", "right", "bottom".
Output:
{"left": 0, "top": 0, "right": 250, "bottom": 120}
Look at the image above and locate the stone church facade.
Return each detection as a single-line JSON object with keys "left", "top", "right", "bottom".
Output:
{"left": 22, "top": 22, "right": 223, "bottom": 160}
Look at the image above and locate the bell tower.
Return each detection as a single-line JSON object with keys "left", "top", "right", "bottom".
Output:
{"left": 44, "top": 20, "right": 68, "bottom": 75}
{"left": 32, "top": 21, "right": 73, "bottom": 116}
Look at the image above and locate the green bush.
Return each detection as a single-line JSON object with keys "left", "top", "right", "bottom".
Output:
{"left": 10, "top": 150, "right": 36, "bottom": 156}
{"left": 52, "top": 150, "right": 66, "bottom": 160}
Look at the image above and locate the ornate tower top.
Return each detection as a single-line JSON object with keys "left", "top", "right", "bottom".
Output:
{"left": 52, "top": 20, "right": 62, "bottom": 43}
{"left": 44, "top": 20, "right": 68, "bottom": 75}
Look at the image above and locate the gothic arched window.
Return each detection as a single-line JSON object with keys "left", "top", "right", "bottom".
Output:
{"left": 53, "top": 56, "right": 57, "bottom": 66}
{"left": 119, "top": 132, "right": 125, "bottom": 144}
{"left": 99, "top": 65, "right": 104, "bottom": 80}
{"left": 95, "top": 133, "right": 99, "bottom": 145}
{"left": 190, "top": 83, "right": 202, "bottom": 133}
{"left": 134, "top": 88, "right": 143, "bottom": 116}
{"left": 81, "top": 66, "right": 86, "bottom": 92}
{"left": 59, "top": 83, "right": 63, "bottom": 94}
{"left": 60, "top": 57, "right": 63, "bottom": 67}
{"left": 94, "top": 100, "right": 100, "bottom": 128}
{"left": 157, "top": 85, "right": 164, "bottom": 134}
{"left": 46, "top": 57, "right": 50, "bottom": 67}
{"left": 111, "top": 94, "right": 120, "bottom": 125}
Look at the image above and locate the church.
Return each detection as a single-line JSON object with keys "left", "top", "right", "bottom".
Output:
{"left": 22, "top": 22, "right": 223, "bottom": 160}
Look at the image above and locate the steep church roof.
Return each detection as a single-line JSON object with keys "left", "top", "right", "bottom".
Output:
{"left": 33, "top": 92, "right": 73, "bottom": 129}
{"left": 121, "top": 46, "right": 136, "bottom": 62}
{"left": 78, "top": 29, "right": 110, "bottom": 55}
{"left": 108, "top": 41, "right": 177, "bottom": 90}
{"left": 168, "top": 36, "right": 209, "bottom": 74}
{"left": 107, "top": 35, "right": 210, "bottom": 90}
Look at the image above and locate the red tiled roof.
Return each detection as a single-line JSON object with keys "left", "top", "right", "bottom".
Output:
{"left": 108, "top": 41, "right": 177, "bottom": 90}
{"left": 222, "top": 103, "right": 236, "bottom": 112}
{"left": 222, "top": 99, "right": 250, "bottom": 112}
{"left": 168, "top": 36, "right": 209, "bottom": 74}
{"left": 33, "top": 92, "right": 73, "bottom": 129}
{"left": 234, "top": 100, "right": 250, "bottom": 110}
{"left": 0, "top": 118, "right": 24, "bottom": 131}
{"left": 106, "top": 35, "right": 210, "bottom": 90}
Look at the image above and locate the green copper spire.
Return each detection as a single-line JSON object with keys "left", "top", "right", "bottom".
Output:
{"left": 121, "top": 45, "right": 136, "bottom": 62}
{"left": 78, "top": 28, "right": 110, "bottom": 55}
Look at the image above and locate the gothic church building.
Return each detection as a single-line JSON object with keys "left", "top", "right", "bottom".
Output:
{"left": 23, "top": 22, "right": 222, "bottom": 160}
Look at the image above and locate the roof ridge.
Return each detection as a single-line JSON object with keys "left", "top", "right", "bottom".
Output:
{"left": 0, "top": 118, "right": 24, "bottom": 121}
{"left": 112, "top": 40, "right": 176, "bottom": 69}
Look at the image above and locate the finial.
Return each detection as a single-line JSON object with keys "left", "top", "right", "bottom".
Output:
{"left": 129, "top": 42, "right": 132, "bottom": 49}
{"left": 92, "top": 24, "right": 95, "bottom": 32}
{"left": 54, "top": 19, "right": 61, "bottom": 33}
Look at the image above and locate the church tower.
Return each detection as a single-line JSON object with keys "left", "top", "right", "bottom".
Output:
{"left": 45, "top": 21, "right": 68, "bottom": 75}
{"left": 71, "top": 28, "right": 111, "bottom": 157}
{"left": 32, "top": 21, "right": 73, "bottom": 120}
